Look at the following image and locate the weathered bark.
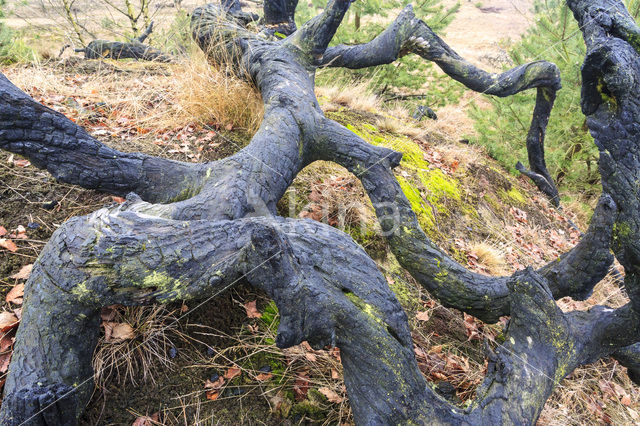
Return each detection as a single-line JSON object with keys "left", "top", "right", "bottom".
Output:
{"left": 263, "top": 0, "right": 299, "bottom": 36}
{"left": 0, "top": 0, "right": 639, "bottom": 424}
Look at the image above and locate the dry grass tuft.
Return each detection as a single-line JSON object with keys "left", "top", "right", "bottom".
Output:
{"left": 167, "top": 51, "right": 264, "bottom": 133}
{"left": 316, "top": 81, "right": 381, "bottom": 113}
{"left": 468, "top": 241, "right": 507, "bottom": 275}
{"left": 93, "top": 305, "right": 181, "bottom": 388}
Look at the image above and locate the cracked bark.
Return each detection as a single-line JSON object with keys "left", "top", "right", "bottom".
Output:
{"left": 1, "top": 0, "right": 640, "bottom": 424}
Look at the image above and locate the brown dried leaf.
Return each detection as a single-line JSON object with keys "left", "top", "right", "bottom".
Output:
{"left": 0, "top": 239, "right": 17, "bottom": 253}
{"left": 0, "top": 352, "right": 10, "bottom": 374}
{"left": 331, "top": 369, "right": 340, "bottom": 380}
{"left": 0, "top": 333, "right": 14, "bottom": 374}
{"left": 10, "top": 264, "right": 32, "bottom": 280}
{"left": 100, "top": 307, "right": 116, "bottom": 322}
{"left": 0, "top": 226, "right": 6, "bottom": 237}
{"left": 5, "top": 284, "right": 24, "bottom": 305}
{"left": 13, "top": 159, "right": 31, "bottom": 168}
{"left": 205, "top": 390, "right": 220, "bottom": 401}
{"left": 104, "top": 322, "right": 135, "bottom": 342}
{"left": 293, "top": 374, "right": 310, "bottom": 401}
{"left": 256, "top": 372, "right": 273, "bottom": 381}
{"left": 244, "top": 300, "right": 262, "bottom": 318}
{"left": 415, "top": 311, "right": 430, "bottom": 322}
{"left": 223, "top": 366, "right": 241, "bottom": 380}
{"left": 131, "top": 412, "right": 159, "bottom": 426}
{"left": 318, "top": 386, "right": 343, "bottom": 403}
{"left": 0, "top": 312, "right": 18, "bottom": 332}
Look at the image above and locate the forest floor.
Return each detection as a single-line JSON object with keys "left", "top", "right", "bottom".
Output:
{"left": 1, "top": 1, "right": 639, "bottom": 425}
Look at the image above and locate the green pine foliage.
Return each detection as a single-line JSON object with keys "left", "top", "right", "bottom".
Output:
{"left": 469, "top": 0, "right": 640, "bottom": 200}
{"left": 300, "top": 1, "right": 464, "bottom": 107}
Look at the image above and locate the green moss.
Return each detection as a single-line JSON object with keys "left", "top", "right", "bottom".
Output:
{"left": 504, "top": 187, "right": 526, "bottom": 204}
{"left": 597, "top": 76, "right": 618, "bottom": 110}
{"left": 344, "top": 123, "right": 430, "bottom": 171}
{"left": 397, "top": 176, "right": 435, "bottom": 232}
{"left": 614, "top": 221, "right": 633, "bottom": 240}
{"left": 344, "top": 291, "right": 385, "bottom": 326}
{"left": 419, "top": 169, "right": 461, "bottom": 201}
{"left": 142, "top": 271, "right": 178, "bottom": 289}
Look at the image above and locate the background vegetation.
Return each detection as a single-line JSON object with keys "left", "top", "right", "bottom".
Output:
{"left": 470, "top": 0, "right": 640, "bottom": 204}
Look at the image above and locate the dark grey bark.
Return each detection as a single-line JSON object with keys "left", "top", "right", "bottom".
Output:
{"left": 0, "top": 0, "right": 639, "bottom": 424}
{"left": 263, "top": 0, "right": 299, "bottom": 35}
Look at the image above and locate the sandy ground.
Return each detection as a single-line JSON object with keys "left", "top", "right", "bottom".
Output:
{"left": 3, "top": 0, "right": 534, "bottom": 68}
{"left": 440, "top": 0, "right": 534, "bottom": 68}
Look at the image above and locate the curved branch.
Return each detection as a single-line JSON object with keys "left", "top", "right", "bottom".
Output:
{"left": 321, "top": 5, "right": 561, "bottom": 204}
{"left": 316, "top": 118, "right": 615, "bottom": 322}
{"left": 80, "top": 40, "right": 173, "bottom": 62}
{"left": 284, "top": 0, "right": 353, "bottom": 59}
{"left": 0, "top": 73, "right": 204, "bottom": 204}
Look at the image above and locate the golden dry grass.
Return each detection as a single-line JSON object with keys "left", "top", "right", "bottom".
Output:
{"left": 468, "top": 241, "right": 508, "bottom": 275}
{"left": 316, "top": 81, "right": 381, "bottom": 113}
{"left": 93, "top": 305, "right": 182, "bottom": 387}
{"left": 167, "top": 50, "right": 264, "bottom": 133}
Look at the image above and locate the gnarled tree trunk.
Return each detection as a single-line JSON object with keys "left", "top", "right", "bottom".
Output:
{"left": 1, "top": 0, "right": 640, "bottom": 424}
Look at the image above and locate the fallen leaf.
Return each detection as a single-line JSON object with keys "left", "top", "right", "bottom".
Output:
{"left": 244, "top": 300, "right": 262, "bottom": 318}
{"left": 100, "top": 306, "right": 116, "bottom": 321}
{"left": 318, "top": 386, "right": 343, "bottom": 403}
{"left": 430, "top": 345, "right": 443, "bottom": 354}
{"left": 415, "top": 311, "right": 430, "bottom": 321}
{"left": 131, "top": 412, "right": 159, "bottom": 426}
{"left": 256, "top": 372, "right": 273, "bottom": 381}
{"left": 0, "top": 312, "right": 18, "bottom": 332}
{"left": 5, "top": 284, "right": 24, "bottom": 304}
{"left": 0, "top": 333, "right": 14, "bottom": 373}
{"left": 10, "top": 264, "right": 32, "bottom": 280}
{"left": 13, "top": 159, "right": 30, "bottom": 168}
{"left": 293, "top": 374, "right": 310, "bottom": 400}
{"left": 305, "top": 352, "right": 317, "bottom": 362}
{"left": 206, "top": 390, "right": 220, "bottom": 400}
{"left": 331, "top": 369, "right": 340, "bottom": 379}
{"left": 0, "top": 239, "right": 17, "bottom": 252}
{"left": 463, "top": 313, "right": 480, "bottom": 340}
{"left": 0, "top": 226, "right": 6, "bottom": 237}
{"left": 224, "top": 366, "right": 241, "bottom": 380}
{"left": 621, "top": 395, "right": 632, "bottom": 406}
{"left": 112, "top": 196, "right": 126, "bottom": 204}
{"left": 104, "top": 322, "right": 135, "bottom": 342}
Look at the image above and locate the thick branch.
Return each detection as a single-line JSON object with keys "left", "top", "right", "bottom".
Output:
{"left": 0, "top": 74, "right": 205, "bottom": 204}
{"left": 317, "top": 119, "right": 615, "bottom": 322}
{"left": 79, "top": 39, "right": 173, "bottom": 62}
{"left": 321, "top": 6, "right": 561, "bottom": 204}
{"left": 285, "top": 0, "right": 352, "bottom": 60}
